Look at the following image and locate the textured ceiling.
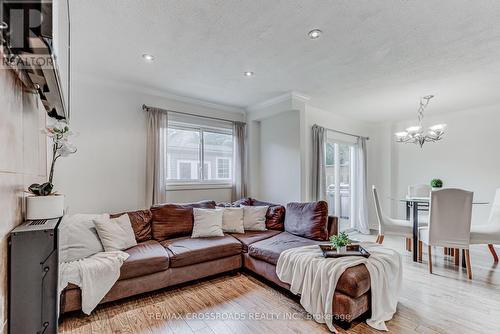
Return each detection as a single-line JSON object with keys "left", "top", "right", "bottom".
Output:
{"left": 71, "top": 0, "right": 500, "bottom": 122}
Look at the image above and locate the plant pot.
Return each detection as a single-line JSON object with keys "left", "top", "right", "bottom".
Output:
{"left": 336, "top": 246, "right": 347, "bottom": 254}
{"left": 432, "top": 187, "right": 443, "bottom": 192}
{"left": 26, "top": 194, "right": 65, "bottom": 220}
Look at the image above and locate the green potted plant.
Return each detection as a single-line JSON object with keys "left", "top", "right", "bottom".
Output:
{"left": 431, "top": 178, "right": 443, "bottom": 191}
{"left": 330, "top": 232, "right": 351, "bottom": 253}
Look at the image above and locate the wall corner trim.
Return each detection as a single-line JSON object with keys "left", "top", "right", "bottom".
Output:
{"left": 246, "top": 91, "right": 310, "bottom": 113}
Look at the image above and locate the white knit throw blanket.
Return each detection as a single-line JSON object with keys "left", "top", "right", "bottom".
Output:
{"left": 276, "top": 243, "right": 402, "bottom": 333}
{"left": 59, "top": 251, "right": 129, "bottom": 315}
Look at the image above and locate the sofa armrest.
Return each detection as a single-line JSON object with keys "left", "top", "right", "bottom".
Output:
{"left": 327, "top": 216, "right": 339, "bottom": 237}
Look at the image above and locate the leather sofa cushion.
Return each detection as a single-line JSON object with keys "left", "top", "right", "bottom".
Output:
{"left": 265, "top": 205, "right": 285, "bottom": 230}
{"left": 217, "top": 198, "right": 285, "bottom": 231}
{"left": 252, "top": 199, "right": 286, "bottom": 231}
{"left": 332, "top": 290, "right": 370, "bottom": 320}
{"left": 120, "top": 240, "right": 170, "bottom": 280}
{"left": 162, "top": 235, "right": 242, "bottom": 268}
{"left": 230, "top": 230, "right": 282, "bottom": 252}
{"left": 248, "top": 231, "right": 323, "bottom": 265}
{"left": 285, "top": 201, "right": 329, "bottom": 241}
{"left": 251, "top": 199, "right": 276, "bottom": 207}
{"left": 151, "top": 201, "right": 216, "bottom": 241}
{"left": 335, "top": 264, "right": 371, "bottom": 299}
{"left": 110, "top": 209, "right": 152, "bottom": 242}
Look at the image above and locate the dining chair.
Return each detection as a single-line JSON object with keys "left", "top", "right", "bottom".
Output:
{"left": 418, "top": 188, "right": 474, "bottom": 279}
{"left": 372, "top": 185, "right": 413, "bottom": 245}
{"left": 470, "top": 188, "right": 500, "bottom": 263}
{"left": 405, "top": 184, "right": 431, "bottom": 250}
{"left": 408, "top": 184, "right": 432, "bottom": 198}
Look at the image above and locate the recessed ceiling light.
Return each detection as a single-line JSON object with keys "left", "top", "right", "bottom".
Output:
{"left": 142, "top": 54, "right": 155, "bottom": 62}
{"left": 244, "top": 71, "right": 254, "bottom": 77}
{"left": 308, "top": 29, "right": 322, "bottom": 39}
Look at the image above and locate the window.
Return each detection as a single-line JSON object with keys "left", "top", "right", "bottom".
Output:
{"left": 325, "top": 136, "right": 356, "bottom": 233}
{"left": 167, "top": 115, "right": 233, "bottom": 185}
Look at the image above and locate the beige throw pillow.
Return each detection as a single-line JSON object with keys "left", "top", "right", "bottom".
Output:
{"left": 94, "top": 214, "right": 137, "bottom": 252}
{"left": 192, "top": 208, "right": 224, "bottom": 238}
{"left": 242, "top": 205, "right": 268, "bottom": 231}
{"left": 59, "top": 213, "right": 109, "bottom": 262}
{"left": 222, "top": 207, "right": 245, "bottom": 234}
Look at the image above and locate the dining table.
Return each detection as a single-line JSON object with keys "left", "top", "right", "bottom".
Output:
{"left": 395, "top": 197, "right": 489, "bottom": 262}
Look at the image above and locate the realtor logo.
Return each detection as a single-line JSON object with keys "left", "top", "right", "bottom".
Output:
{"left": 1, "top": 0, "right": 54, "bottom": 69}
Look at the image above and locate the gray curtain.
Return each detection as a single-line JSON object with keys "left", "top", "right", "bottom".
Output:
{"left": 354, "top": 137, "right": 370, "bottom": 234}
{"left": 232, "top": 122, "right": 247, "bottom": 201}
{"left": 311, "top": 125, "right": 327, "bottom": 201}
{"left": 145, "top": 108, "right": 168, "bottom": 206}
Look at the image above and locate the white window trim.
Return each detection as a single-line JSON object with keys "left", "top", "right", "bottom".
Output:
{"left": 166, "top": 183, "right": 232, "bottom": 191}
{"left": 166, "top": 122, "right": 233, "bottom": 189}
{"left": 200, "top": 161, "right": 212, "bottom": 180}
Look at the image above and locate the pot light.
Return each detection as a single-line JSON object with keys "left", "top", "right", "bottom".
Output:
{"left": 142, "top": 54, "right": 155, "bottom": 62}
{"left": 308, "top": 29, "right": 322, "bottom": 39}
{"left": 244, "top": 71, "right": 254, "bottom": 77}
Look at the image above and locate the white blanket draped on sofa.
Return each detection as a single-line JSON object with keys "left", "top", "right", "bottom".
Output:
{"left": 276, "top": 243, "right": 402, "bottom": 333}
{"left": 59, "top": 251, "right": 129, "bottom": 315}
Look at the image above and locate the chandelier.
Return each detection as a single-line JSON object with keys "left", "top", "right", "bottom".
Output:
{"left": 395, "top": 95, "right": 446, "bottom": 148}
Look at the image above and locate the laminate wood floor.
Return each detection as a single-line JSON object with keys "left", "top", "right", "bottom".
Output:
{"left": 59, "top": 234, "right": 500, "bottom": 334}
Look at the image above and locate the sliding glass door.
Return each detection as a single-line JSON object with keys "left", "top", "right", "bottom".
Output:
{"left": 325, "top": 139, "right": 356, "bottom": 232}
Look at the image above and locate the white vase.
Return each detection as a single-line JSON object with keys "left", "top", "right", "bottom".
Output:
{"left": 336, "top": 246, "right": 347, "bottom": 254}
{"left": 26, "top": 194, "right": 65, "bottom": 220}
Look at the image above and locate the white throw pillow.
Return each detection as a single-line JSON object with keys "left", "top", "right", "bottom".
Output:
{"left": 59, "top": 213, "right": 109, "bottom": 262}
{"left": 192, "top": 208, "right": 224, "bottom": 238}
{"left": 222, "top": 207, "right": 245, "bottom": 234}
{"left": 242, "top": 205, "right": 268, "bottom": 231}
{"left": 94, "top": 214, "right": 137, "bottom": 252}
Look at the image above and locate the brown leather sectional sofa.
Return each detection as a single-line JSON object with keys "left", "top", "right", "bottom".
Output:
{"left": 60, "top": 199, "right": 371, "bottom": 325}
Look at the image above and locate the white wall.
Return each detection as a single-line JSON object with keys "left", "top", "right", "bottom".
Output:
{"left": 57, "top": 74, "right": 244, "bottom": 214}
{"left": 258, "top": 110, "right": 302, "bottom": 204}
{"left": 246, "top": 96, "right": 379, "bottom": 225}
{"left": 378, "top": 104, "right": 500, "bottom": 225}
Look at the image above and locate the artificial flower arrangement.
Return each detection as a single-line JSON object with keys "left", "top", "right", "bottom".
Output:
{"left": 28, "top": 121, "right": 77, "bottom": 196}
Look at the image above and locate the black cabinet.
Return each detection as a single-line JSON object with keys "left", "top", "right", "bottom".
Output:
{"left": 9, "top": 218, "right": 61, "bottom": 334}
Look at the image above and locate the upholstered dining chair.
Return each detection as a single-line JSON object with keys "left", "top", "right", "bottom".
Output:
{"left": 405, "top": 184, "right": 431, "bottom": 250}
{"left": 470, "top": 188, "right": 500, "bottom": 263}
{"left": 372, "top": 185, "right": 413, "bottom": 245}
{"left": 418, "top": 188, "right": 474, "bottom": 279}
{"left": 408, "top": 184, "right": 432, "bottom": 198}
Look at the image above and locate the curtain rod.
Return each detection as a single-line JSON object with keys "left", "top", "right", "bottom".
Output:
{"left": 315, "top": 124, "right": 369, "bottom": 140}
{"left": 142, "top": 104, "right": 244, "bottom": 124}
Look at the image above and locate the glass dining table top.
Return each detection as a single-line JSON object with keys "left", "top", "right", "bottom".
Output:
{"left": 392, "top": 197, "right": 489, "bottom": 205}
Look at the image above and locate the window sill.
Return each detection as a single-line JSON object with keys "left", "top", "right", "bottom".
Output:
{"left": 166, "top": 183, "right": 233, "bottom": 191}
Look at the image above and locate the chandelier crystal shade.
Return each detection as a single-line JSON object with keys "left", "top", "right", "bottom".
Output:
{"left": 395, "top": 95, "right": 446, "bottom": 148}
